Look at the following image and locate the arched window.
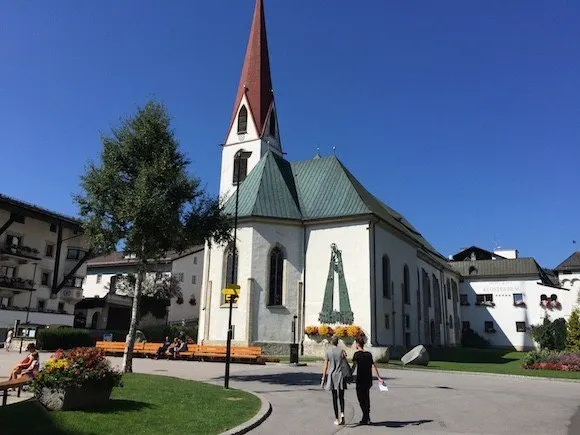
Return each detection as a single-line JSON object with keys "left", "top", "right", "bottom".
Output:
{"left": 446, "top": 279, "right": 451, "bottom": 299}
{"left": 268, "top": 246, "right": 284, "bottom": 306}
{"left": 91, "top": 312, "right": 99, "bottom": 329}
{"left": 403, "top": 265, "right": 410, "bottom": 304}
{"left": 237, "top": 105, "right": 248, "bottom": 134}
{"left": 224, "top": 244, "right": 238, "bottom": 287}
{"left": 449, "top": 315, "right": 453, "bottom": 329}
{"left": 269, "top": 110, "right": 276, "bottom": 137}
{"left": 382, "top": 255, "right": 391, "bottom": 298}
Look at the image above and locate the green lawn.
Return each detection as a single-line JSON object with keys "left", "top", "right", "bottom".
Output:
{"left": 0, "top": 374, "right": 261, "bottom": 435}
{"left": 382, "top": 347, "right": 580, "bottom": 380}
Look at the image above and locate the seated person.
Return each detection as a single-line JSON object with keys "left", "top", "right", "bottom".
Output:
{"left": 155, "top": 336, "right": 171, "bottom": 359}
{"left": 9, "top": 343, "right": 39, "bottom": 380}
{"left": 165, "top": 337, "right": 180, "bottom": 358}
{"left": 168, "top": 339, "right": 188, "bottom": 359}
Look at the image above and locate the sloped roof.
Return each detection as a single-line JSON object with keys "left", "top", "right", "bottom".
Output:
{"left": 223, "top": 152, "right": 450, "bottom": 266}
{"left": 1, "top": 193, "right": 82, "bottom": 227}
{"left": 225, "top": 152, "right": 301, "bottom": 219}
{"left": 451, "top": 246, "right": 506, "bottom": 261}
{"left": 555, "top": 251, "right": 580, "bottom": 272}
{"left": 87, "top": 246, "right": 203, "bottom": 268}
{"left": 450, "top": 258, "right": 560, "bottom": 287}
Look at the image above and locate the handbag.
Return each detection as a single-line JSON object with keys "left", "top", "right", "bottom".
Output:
{"left": 339, "top": 351, "right": 353, "bottom": 383}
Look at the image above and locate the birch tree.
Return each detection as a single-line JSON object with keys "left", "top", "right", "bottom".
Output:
{"left": 76, "top": 101, "right": 231, "bottom": 372}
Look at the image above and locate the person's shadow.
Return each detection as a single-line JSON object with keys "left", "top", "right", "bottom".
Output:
{"left": 367, "top": 419, "right": 433, "bottom": 428}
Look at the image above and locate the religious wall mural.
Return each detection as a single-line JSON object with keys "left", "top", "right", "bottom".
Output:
{"left": 318, "top": 243, "right": 354, "bottom": 325}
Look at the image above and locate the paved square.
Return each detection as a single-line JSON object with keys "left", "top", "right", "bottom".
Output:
{"left": 1, "top": 351, "right": 578, "bottom": 434}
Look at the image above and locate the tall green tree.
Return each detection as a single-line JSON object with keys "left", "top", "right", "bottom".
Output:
{"left": 566, "top": 308, "right": 580, "bottom": 352}
{"left": 76, "top": 101, "right": 231, "bottom": 372}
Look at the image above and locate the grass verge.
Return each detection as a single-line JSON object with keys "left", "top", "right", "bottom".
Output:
{"left": 380, "top": 347, "right": 580, "bottom": 380}
{"left": 0, "top": 373, "right": 261, "bottom": 435}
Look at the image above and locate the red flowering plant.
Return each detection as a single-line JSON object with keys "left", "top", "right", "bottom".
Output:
{"left": 32, "top": 347, "right": 122, "bottom": 393}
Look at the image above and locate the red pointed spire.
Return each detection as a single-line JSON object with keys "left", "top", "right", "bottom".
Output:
{"left": 229, "top": 0, "right": 274, "bottom": 137}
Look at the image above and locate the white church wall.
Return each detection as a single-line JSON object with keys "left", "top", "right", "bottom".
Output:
{"left": 374, "top": 224, "right": 418, "bottom": 348}
{"left": 460, "top": 278, "right": 578, "bottom": 350}
{"left": 303, "top": 221, "right": 371, "bottom": 336}
{"left": 202, "top": 225, "right": 253, "bottom": 345}
{"left": 248, "top": 222, "right": 303, "bottom": 347}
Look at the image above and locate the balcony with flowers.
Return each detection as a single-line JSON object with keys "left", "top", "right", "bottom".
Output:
{"left": 0, "top": 237, "right": 42, "bottom": 263}
{"left": 0, "top": 275, "right": 35, "bottom": 297}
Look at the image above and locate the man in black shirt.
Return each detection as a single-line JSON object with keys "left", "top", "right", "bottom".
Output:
{"left": 351, "top": 336, "right": 383, "bottom": 424}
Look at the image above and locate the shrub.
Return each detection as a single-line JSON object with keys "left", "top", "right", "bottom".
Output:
{"left": 530, "top": 317, "right": 567, "bottom": 351}
{"left": 460, "top": 328, "right": 490, "bottom": 348}
{"left": 37, "top": 328, "right": 95, "bottom": 351}
{"left": 566, "top": 308, "right": 580, "bottom": 352}
{"left": 32, "top": 347, "right": 122, "bottom": 392}
{"left": 521, "top": 349, "right": 559, "bottom": 367}
{"left": 139, "top": 324, "right": 197, "bottom": 343}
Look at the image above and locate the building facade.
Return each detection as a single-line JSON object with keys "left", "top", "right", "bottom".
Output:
{"left": 0, "top": 194, "right": 89, "bottom": 335}
{"left": 452, "top": 247, "right": 578, "bottom": 350}
{"left": 83, "top": 247, "right": 204, "bottom": 328}
{"left": 198, "top": 0, "right": 462, "bottom": 358}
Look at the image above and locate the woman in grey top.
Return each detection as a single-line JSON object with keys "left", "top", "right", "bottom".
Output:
{"left": 321, "top": 335, "right": 348, "bottom": 425}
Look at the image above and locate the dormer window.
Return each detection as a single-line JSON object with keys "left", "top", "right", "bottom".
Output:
{"left": 237, "top": 105, "right": 248, "bottom": 134}
{"left": 269, "top": 110, "right": 276, "bottom": 137}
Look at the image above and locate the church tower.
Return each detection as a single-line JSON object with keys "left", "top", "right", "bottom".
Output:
{"left": 219, "top": 0, "right": 282, "bottom": 200}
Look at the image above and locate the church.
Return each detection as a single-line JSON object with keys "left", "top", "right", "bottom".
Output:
{"left": 197, "top": 0, "right": 462, "bottom": 359}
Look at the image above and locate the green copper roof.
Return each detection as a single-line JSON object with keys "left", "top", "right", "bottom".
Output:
{"left": 223, "top": 151, "right": 449, "bottom": 264}
{"left": 223, "top": 152, "right": 301, "bottom": 220}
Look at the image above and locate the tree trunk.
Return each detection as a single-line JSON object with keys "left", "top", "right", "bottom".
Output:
{"left": 122, "top": 269, "right": 144, "bottom": 373}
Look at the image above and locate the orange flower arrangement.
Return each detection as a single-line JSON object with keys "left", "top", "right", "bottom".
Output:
{"left": 318, "top": 325, "right": 334, "bottom": 336}
{"left": 346, "top": 325, "right": 362, "bottom": 338}
{"left": 334, "top": 326, "right": 348, "bottom": 338}
{"left": 304, "top": 326, "right": 318, "bottom": 336}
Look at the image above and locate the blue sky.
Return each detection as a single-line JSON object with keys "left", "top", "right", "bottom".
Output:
{"left": 1, "top": 1, "right": 579, "bottom": 267}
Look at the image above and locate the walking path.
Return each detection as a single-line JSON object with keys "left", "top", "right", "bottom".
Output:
{"left": 1, "top": 352, "right": 579, "bottom": 434}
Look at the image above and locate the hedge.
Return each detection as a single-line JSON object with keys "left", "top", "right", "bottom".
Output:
{"left": 36, "top": 328, "right": 95, "bottom": 351}
{"left": 139, "top": 325, "right": 198, "bottom": 343}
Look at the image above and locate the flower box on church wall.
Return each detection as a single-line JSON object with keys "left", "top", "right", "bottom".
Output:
{"left": 304, "top": 325, "right": 363, "bottom": 344}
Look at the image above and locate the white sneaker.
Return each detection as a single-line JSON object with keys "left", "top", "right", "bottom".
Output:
{"left": 334, "top": 419, "right": 340, "bottom": 426}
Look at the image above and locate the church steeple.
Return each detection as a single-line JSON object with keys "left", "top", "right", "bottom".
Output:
{"left": 220, "top": 0, "right": 281, "bottom": 199}
{"left": 225, "top": 0, "right": 280, "bottom": 147}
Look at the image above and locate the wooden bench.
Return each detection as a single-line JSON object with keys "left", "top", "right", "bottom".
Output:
{"left": 0, "top": 378, "right": 31, "bottom": 407}
{"left": 195, "top": 345, "right": 265, "bottom": 364}
{"left": 96, "top": 341, "right": 145, "bottom": 355}
{"left": 95, "top": 341, "right": 278, "bottom": 364}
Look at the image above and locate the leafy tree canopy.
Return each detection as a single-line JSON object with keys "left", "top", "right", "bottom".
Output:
{"left": 75, "top": 100, "right": 232, "bottom": 262}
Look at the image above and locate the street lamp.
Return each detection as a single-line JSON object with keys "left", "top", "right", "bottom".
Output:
{"left": 224, "top": 149, "right": 250, "bottom": 389}
{"left": 19, "top": 261, "right": 38, "bottom": 353}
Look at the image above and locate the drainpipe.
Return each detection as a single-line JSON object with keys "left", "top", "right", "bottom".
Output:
{"left": 301, "top": 224, "right": 307, "bottom": 355}
{"left": 51, "top": 221, "right": 63, "bottom": 292}
{"left": 369, "top": 219, "right": 378, "bottom": 346}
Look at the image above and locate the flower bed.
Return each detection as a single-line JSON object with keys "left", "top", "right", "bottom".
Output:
{"left": 305, "top": 324, "right": 363, "bottom": 341}
{"left": 522, "top": 349, "right": 580, "bottom": 372}
{"left": 33, "top": 347, "right": 123, "bottom": 411}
